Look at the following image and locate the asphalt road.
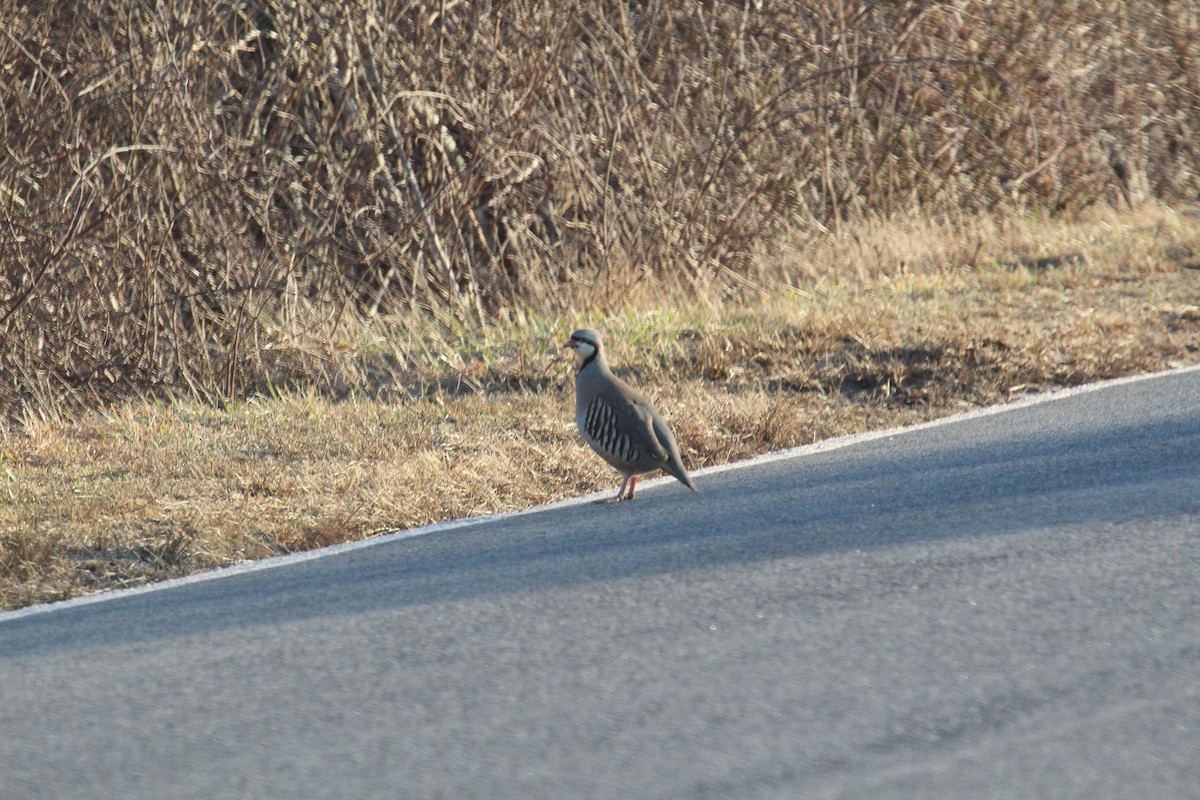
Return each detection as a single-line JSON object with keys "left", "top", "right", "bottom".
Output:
{"left": 2, "top": 367, "right": 1199, "bottom": 799}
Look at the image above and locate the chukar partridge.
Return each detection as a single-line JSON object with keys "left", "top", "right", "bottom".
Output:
{"left": 564, "top": 329, "right": 697, "bottom": 502}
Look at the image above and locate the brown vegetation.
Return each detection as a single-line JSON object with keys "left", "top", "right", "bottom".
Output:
{"left": 3, "top": 206, "right": 1200, "bottom": 610}
{"left": 3, "top": 2, "right": 1200, "bottom": 610}
{"left": 3, "top": 1, "right": 1198, "bottom": 417}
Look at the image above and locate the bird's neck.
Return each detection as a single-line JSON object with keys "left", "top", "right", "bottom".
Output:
{"left": 578, "top": 350, "right": 601, "bottom": 372}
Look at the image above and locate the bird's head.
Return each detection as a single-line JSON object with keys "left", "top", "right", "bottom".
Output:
{"left": 563, "top": 329, "right": 602, "bottom": 367}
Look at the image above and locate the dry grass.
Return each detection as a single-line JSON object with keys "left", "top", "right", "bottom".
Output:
{"left": 3, "top": 1, "right": 1199, "bottom": 417}
{"left": 4, "top": 3, "right": 1199, "bottom": 610}
{"left": 3, "top": 206, "right": 1199, "bottom": 610}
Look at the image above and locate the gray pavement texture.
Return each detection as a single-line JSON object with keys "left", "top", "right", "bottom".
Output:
{"left": 2, "top": 367, "right": 1199, "bottom": 799}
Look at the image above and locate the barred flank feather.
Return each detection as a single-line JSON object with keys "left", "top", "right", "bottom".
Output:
{"left": 586, "top": 397, "right": 639, "bottom": 464}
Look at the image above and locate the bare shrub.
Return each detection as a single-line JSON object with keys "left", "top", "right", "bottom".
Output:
{"left": 2, "top": 0, "right": 1197, "bottom": 417}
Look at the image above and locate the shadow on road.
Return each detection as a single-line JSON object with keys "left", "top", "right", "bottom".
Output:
{"left": 4, "top": 372, "right": 1199, "bottom": 657}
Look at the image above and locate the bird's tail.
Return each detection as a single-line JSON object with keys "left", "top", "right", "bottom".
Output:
{"left": 663, "top": 457, "right": 697, "bottom": 491}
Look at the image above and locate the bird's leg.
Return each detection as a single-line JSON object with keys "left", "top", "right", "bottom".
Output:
{"left": 617, "top": 474, "right": 634, "bottom": 501}
{"left": 625, "top": 475, "right": 638, "bottom": 500}
{"left": 596, "top": 474, "right": 633, "bottom": 504}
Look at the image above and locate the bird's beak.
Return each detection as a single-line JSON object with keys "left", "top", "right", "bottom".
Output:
{"left": 563, "top": 338, "right": 577, "bottom": 350}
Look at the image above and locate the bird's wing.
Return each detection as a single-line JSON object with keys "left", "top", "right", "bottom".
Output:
{"left": 592, "top": 382, "right": 672, "bottom": 463}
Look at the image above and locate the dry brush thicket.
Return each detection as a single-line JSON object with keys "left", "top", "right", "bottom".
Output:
{"left": 2, "top": 0, "right": 1198, "bottom": 417}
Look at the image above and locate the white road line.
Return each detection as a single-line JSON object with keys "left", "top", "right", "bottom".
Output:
{"left": 4, "top": 362, "right": 1198, "bottom": 624}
